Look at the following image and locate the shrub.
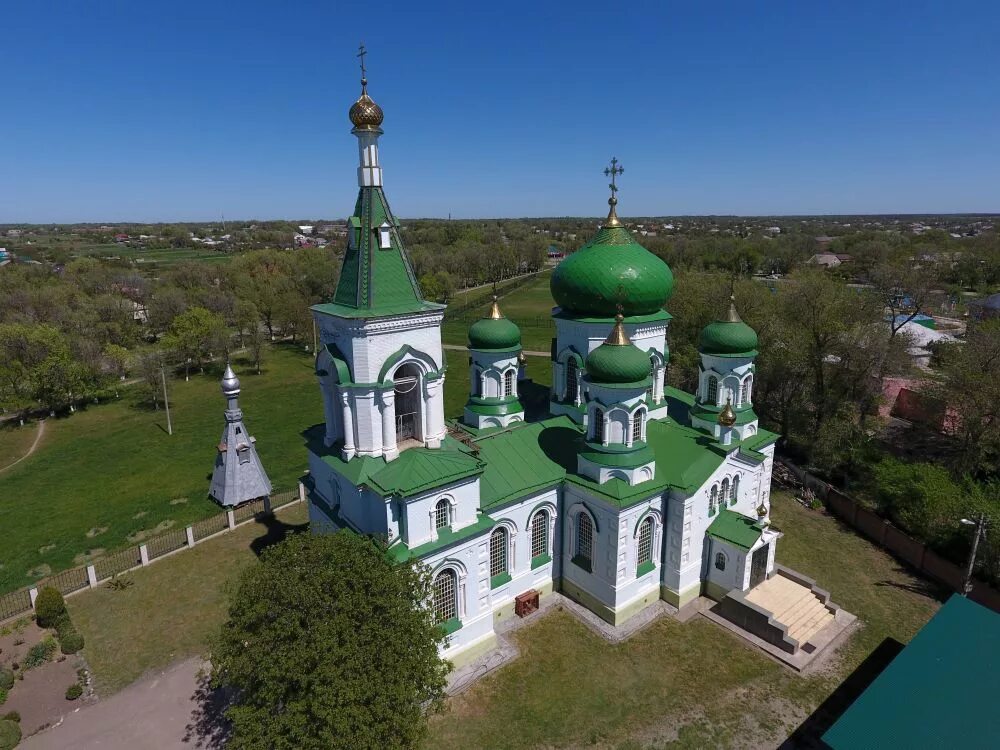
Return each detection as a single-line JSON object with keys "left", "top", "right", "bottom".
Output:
{"left": 0, "top": 712, "right": 17, "bottom": 723}
{"left": 59, "top": 630, "right": 85, "bottom": 655}
{"left": 23, "top": 638, "right": 57, "bottom": 670}
{"left": 0, "top": 689, "right": 6, "bottom": 706}
{"left": 0, "top": 669, "right": 12, "bottom": 691}
{"left": 0, "top": 719, "right": 20, "bottom": 750}
{"left": 65, "top": 683, "right": 83, "bottom": 701}
{"left": 52, "top": 613, "right": 73, "bottom": 638}
{"left": 34, "top": 587, "right": 66, "bottom": 628}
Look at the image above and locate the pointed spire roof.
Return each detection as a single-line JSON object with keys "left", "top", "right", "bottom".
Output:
{"left": 221, "top": 362, "right": 240, "bottom": 396}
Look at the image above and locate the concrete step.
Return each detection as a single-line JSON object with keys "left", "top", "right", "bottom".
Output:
{"left": 783, "top": 597, "right": 827, "bottom": 632}
{"left": 789, "top": 609, "right": 834, "bottom": 644}
{"left": 774, "top": 591, "right": 817, "bottom": 623}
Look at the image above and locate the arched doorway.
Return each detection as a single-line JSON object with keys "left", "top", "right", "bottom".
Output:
{"left": 393, "top": 363, "right": 422, "bottom": 442}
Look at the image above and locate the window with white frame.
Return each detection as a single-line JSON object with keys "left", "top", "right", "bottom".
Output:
{"left": 631, "top": 411, "right": 643, "bottom": 443}
{"left": 648, "top": 357, "right": 657, "bottom": 400}
{"left": 489, "top": 527, "right": 509, "bottom": 578}
{"left": 576, "top": 512, "right": 594, "bottom": 564}
{"left": 434, "top": 498, "right": 450, "bottom": 530}
{"left": 709, "top": 484, "right": 719, "bottom": 515}
{"left": 731, "top": 475, "right": 740, "bottom": 504}
{"left": 741, "top": 376, "right": 752, "bottom": 405}
{"left": 432, "top": 569, "right": 457, "bottom": 623}
{"left": 504, "top": 369, "right": 515, "bottom": 397}
{"left": 565, "top": 359, "right": 578, "bottom": 400}
{"left": 720, "top": 478, "right": 730, "bottom": 507}
{"left": 707, "top": 375, "right": 719, "bottom": 404}
{"left": 637, "top": 516, "right": 654, "bottom": 568}
{"left": 377, "top": 222, "right": 392, "bottom": 249}
{"left": 530, "top": 510, "right": 549, "bottom": 559}
{"left": 592, "top": 407, "right": 605, "bottom": 442}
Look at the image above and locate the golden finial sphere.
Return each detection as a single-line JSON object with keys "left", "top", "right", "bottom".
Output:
{"left": 350, "top": 85, "right": 383, "bottom": 130}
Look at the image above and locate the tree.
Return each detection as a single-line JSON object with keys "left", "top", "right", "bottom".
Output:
{"left": 211, "top": 532, "right": 448, "bottom": 750}
{"left": 163, "top": 307, "right": 227, "bottom": 380}
{"left": 136, "top": 351, "right": 167, "bottom": 410}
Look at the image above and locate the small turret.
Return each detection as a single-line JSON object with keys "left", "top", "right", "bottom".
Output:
{"left": 463, "top": 296, "right": 524, "bottom": 430}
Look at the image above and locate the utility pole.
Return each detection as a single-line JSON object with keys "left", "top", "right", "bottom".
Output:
{"left": 161, "top": 366, "right": 173, "bottom": 436}
{"left": 961, "top": 514, "right": 986, "bottom": 596}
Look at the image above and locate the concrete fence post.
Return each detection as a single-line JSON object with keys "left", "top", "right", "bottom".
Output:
{"left": 298, "top": 481, "right": 306, "bottom": 503}
{"left": 263, "top": 495, "right": 272, "bottom": 514}
{"left": 86, "top": 565, "right": 98, "bottom": 587}
{"left": 29, "top": 587, "right": 38, "bottom": 608}
{"left": 139, "top": 544, "right": 150, "bottom": 566}
{"left": 227, "top": 510, "right": 236, "bottom": 529}
{"left": 186, "top": 525, "right": 196, "bottom": 547}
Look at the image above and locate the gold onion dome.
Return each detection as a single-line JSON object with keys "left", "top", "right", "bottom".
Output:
{"left": 585, "top": 314, "right": 651, "bottom": 384}
{"left": 468, "top": 296, "right": 521, "bottom": 350}
{"left": 718, "top": 398, "right": 737, "bottom": 427}
{"left": 349, "top": 80, "right": 383, "bottom": 130}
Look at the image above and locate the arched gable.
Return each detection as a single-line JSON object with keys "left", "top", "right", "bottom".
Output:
{"left": 316, "top": 343, "right": 352, "bottom": 384}
{"left": 378, "top": 344, "right": 439, "bottom": 384}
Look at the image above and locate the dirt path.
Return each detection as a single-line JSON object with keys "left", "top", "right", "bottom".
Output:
{"left": 21, "top": 657, "right": 222, "bottom": 750}
{"left": 0, "top": 419, "right": 46, "bottom": 475}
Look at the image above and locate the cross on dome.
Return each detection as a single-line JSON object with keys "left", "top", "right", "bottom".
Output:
{"left": 603, "top": 157, "right": 624, "bottom": 226}
{"left": 357, "top": 42, "right": 368, "bottom": 92}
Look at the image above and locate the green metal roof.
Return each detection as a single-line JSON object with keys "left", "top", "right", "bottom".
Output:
{"left": 706, "top": 509, "right": 764, "bottom": 551}
{"left": 365, "top": 446, "right": 483, "bottom": 497}
{"left": 326, "top": 185, "right": 438, "bottom": 318}
{"left": 586, "top": 340, "right": 651, "bottom": 384}
{"left": 468, "top": 316, "right": 521, "bottom": 350}
{"left": 473, "top": 419, "right": 569, "bottom": 509}
{"left": 824, "top": 595, "right": 1000, "bottom": 750}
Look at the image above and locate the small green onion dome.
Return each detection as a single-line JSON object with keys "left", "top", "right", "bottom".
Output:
{"left": 468, "top": 297, "right": 521, "bottom": 350}
{"left": 699, "top": 297, "right": 758, "bottom": 356}
{"left": 551, "top": 225, "right": 674, "bottom": 317}
{"left": 585, "top": 315, "right": 652, "bottom": 384}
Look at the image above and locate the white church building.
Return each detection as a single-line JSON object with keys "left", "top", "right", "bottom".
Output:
{"left": 303, "top": 69, "right": 838, "bottom": 667}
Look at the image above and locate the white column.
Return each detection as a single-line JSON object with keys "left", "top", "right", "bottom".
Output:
{"left": 424, "top": 377, "right": 445, "bottom": 448}
{"left": 381, "top": 390, "right": 398, "bottom": 461}
{"left": 341, "top": 391, "right": 356, "bottom": 460}
{"left": 655, "top": 367, "right": 665, "bottom": 403}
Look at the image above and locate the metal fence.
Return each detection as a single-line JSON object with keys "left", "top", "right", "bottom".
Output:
{"left": 0, "top": 487, "right": 304, "bottom": 626}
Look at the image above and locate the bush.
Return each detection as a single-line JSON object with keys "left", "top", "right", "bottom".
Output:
{"left": 52, "top": 613, "right": 73, "bottom": 638}
{"left": 0, "top": 719, "right": 20, "bottom": 750}
{"left": 0, "top": 669, "right": 12, "bottom": 691}
{"left": 34, "top": 587, "right": 66, "bottom": 628}
{"left": 23, "top": 638, "right": 57, "bottom": 670}
{"left": 59, "top": 630, "right": 85, "bottom": 655}
{"left": 65, "top": 683, "right": 83, "bottom": 701}
{"left": 0, "top": 689, "right": 6, "bottom": 706}
{"left": 0, "top": 712, "right": 17, "bottom": 723}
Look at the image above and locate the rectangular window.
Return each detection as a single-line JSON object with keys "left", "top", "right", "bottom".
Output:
{"left": 433, "top": 571, "right": 456, "bottom": 623}
{"left": 434, "top": 501, "right": 449, "bottom": 530}
{"left": 637, "top": 519, "right": 653, "bottom": 567}
{"left": 632, "top": 413, "right": 642, "bottom": 443}
{"left": 531, "top": 513, "right": 548, "bottom": 559}
{"left": 489, "top": 530, "right": 508, "bottom": 578}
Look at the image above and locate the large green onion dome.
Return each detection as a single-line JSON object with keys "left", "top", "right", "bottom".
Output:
{"left": 551, "top": 225, "right": 674, "bottom": 317}
{"left": 468, "top": 297, "right": 521, "bottom": 350}
{"left": 699, "top": 297, "right": 758, "bottom": 357}
{"left": 586, "top": 315, "right": 651, "bottom": 384}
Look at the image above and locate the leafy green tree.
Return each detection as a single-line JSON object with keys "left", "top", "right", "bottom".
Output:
{"left": 163, "top": 307, "right": 227, "bottom": 380}
{"left": 211, "top": 532, "right": 448, "bottom": 750}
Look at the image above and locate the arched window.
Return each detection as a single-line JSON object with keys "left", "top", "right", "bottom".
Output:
{"left": 503, "top": 369, "right": 515, "bottom": 397}
{"left": 731, "top": 475, "right": 740, "bottom": 505}
{"left": 434, "top": 498, "right": 450, "bottom": 530}
{"left": 565, "top": 359, "right": 578, "bottom": 401}
{"left": 648, "top": 357, "right": 657, "bottom": 400}
{"left": 709, "top": 485, "right": 719, "bottom": 515}
{"left": 472, "top": 366, "right": 481, "bottom": 397}
{"left": 741, "top": 376, "right": 752, "bottom": 405}
{"left": 720, "top": 478, "right": 730, "bottom": 508}
{"left": 489, "top": 527, "right": 509, "bottom": 579}
{"left": 530, "top": 510, "right": 549, "bottom": 559}
{"left": 637, "top": 516, "right": 654, "bottom": 568}
{"left": 576, "top": 512, "right": 594, "bottom": 566}
{"left": 592, "top": 408, "right": 605, "bottom": 443}
{"left": 707, "top": 375, "right": 719, "bottom": 404}
{"left": 432, "top": 569, "right": 458, "bottom": 623}
{"left": 631, "top": 411, "right": 643, "bottom": 443}
{"left": 715, "top": 552, "right": 726, "bottom": 571}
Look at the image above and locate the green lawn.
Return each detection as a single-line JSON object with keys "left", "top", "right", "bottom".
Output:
{"left": 0, "top": 421, "right": 41, "bottom": 471}
{"left": 443, "top": 271, "right": 556, "bottom": 352}
{"left": 0, "top": 346, "right": 321, "bottom": 594}
{"left": 70, "top": 501, "right": 309, "bottom": 695}
{"left": 423, "top": 492, "right": 941, "bottom": 749}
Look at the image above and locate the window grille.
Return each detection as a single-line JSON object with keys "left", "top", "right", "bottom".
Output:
{"left": 648, "top": 358, "right": 656, "bottom": 400}
{"left": 731, "top": 475, "right": 740, "bottom": 504}
{"left": 592, "top": 408, "right": 605, "bottom": 442}
{"left": 715, "top": 552, "right": 726, "bottom": 571}
{"left": 576, "top": 513, "right": 594, "bottom": 562}
{"left": 632, "top": 412, "right": 643, "bottom": 443}
{"left": 434, "top": 499, "right": 449, "bottom": 529}
{"left": 433, "top": 569, "right": 457, "bottom": 623}
{"left": 741, "top": 377, "right": 752, "bottom": 405}
{"left": 709, "top": 485, "right": 718, "bottom": 515}
{"left": 490, "top": 527, "right": 508, "bottom": 578}
{"left": 504, "top": 369, "right": 515, "bottom": 397}
{"left": 720, "top": 478, "right": 730, "bottom": 507}
{"left": 566, "top": 360, "right": 578, "bottom": 400}
{"left": 531, "top": 511, "right": 548, "bottom": 558}
{"left": 637, "top": 517, "right": 654, "bottom": 567}
{"left": 707, "top": 376, "right": 719, "bottom": 404}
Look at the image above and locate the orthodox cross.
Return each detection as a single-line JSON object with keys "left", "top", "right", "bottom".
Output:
{"left": 357, "top": 43, "right": 368, "bottom": 88}
{"left": 604, "top": 157, "right": 624, "bottom": 199}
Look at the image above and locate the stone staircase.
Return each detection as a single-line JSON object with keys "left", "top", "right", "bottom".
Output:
{"left": 744, "top": 574, "right": 834, "bottom": 647}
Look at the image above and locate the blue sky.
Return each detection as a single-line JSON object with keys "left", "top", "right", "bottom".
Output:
{"left": 2, "top": 1, "right": 998, "bottom": 222}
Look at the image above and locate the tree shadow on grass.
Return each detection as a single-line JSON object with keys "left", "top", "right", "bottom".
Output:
{"left": 183, "top": 670, "right": 232, "bottom": 749}
{"left": 874, "top": 575, "right": 950, "bottom": 602}
{"left": 249, "top": 512, "right": 309, "bottom": 557}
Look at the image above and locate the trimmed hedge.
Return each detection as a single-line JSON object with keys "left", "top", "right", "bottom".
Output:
{"left": 65, "top": 683, "right": 83, "bottom": 701}
{"left": 0, "top": 719, "right": 18, "bottom": 750}
{"left": 59, "top": 630, "right": 85, "bottom": 655}
{"left": 34, "top": 587, "right": 66, "bottom": 629}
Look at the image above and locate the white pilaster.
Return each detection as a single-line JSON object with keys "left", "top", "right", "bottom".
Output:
{"left": 341, "top": 391, "right": 356, "bottom": 460}
{"left": 381, "top": 390, "right": 398, "bottom": 461}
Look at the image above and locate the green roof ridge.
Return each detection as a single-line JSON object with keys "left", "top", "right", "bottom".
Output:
{"left": 706, "top": 509, "right": 763, "bottom": 550}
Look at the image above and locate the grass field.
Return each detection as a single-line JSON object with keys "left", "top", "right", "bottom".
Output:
{"left": 0, "top": 346, "right": 320, "bottom": 595}
{"left": 64, "top": 491, "right": 940, "bottom": 747}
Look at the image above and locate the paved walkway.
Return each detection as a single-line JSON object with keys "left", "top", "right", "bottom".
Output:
{"left": 21, "top": 658, "right": 225, "bottom": 750}
{"left": 0, "top": 419, "right": 45, "bottom": 474}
